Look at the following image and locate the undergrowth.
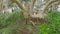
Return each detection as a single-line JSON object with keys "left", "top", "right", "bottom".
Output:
{"left": 0, "top": 11, "right": 60, "bottom": 34}
{"left": 39, "top": 11, "right": 60, "bottom": 34}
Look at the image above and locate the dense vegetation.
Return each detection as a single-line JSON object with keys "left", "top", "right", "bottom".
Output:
{"left": 39, "top": 11, "right": 60, "bottom": 34}
{"left": 0, "top": 11, "right": 60, "bottom": 34}
{"left": 0, "top": 0, "right": 60, "bottom": 34}
{"left": 0, "top": 11, "right": 25, "bottom": 34}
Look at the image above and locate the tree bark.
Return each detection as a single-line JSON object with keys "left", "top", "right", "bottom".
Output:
{"left": 11, "top": 0, "right": 26, "bottom": 11}
{"left": 11, "top": 0, "right": 60, "bottom": 19}
{"left": 43, "top": 0, "right": 59, "bottom": 13}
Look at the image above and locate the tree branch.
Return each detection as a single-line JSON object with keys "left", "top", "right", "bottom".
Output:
{"left": 49, "top": 1, "right": 60, "bottom": 7}
{"left": 43, "top": 0, "right": 58, "bottom": 13}
{"left": 29, "top": 0, "right": 36, "bottom": 14}
{"left": 11, "top": 0, "right": 26, "bottom": 11}
{"left": 31, "top": 0, "right": 35, "bottom": 10}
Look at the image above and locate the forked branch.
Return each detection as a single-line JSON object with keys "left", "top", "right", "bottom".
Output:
{"left": 11, "top": 0, "right": 26, "bottom": 11}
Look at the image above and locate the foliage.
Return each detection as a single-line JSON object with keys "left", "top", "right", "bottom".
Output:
{"left": 0, "top": 27, "right": 17, "bottom": 34}
{"left": 0, "top": 10, "right": 60, "bottom": 34}
{"left": 0, "top": 11, "right": 25, "bottom": 34}
{"left": 39, "top": 11, "right": 60, "bottom": 34}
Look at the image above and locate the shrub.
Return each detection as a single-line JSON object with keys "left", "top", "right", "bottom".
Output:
{"left": 39, "top": 11, "right": 60, "bottom": 34}
{"left": 0, "top": 11, "right": 25, "bottom": 34}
